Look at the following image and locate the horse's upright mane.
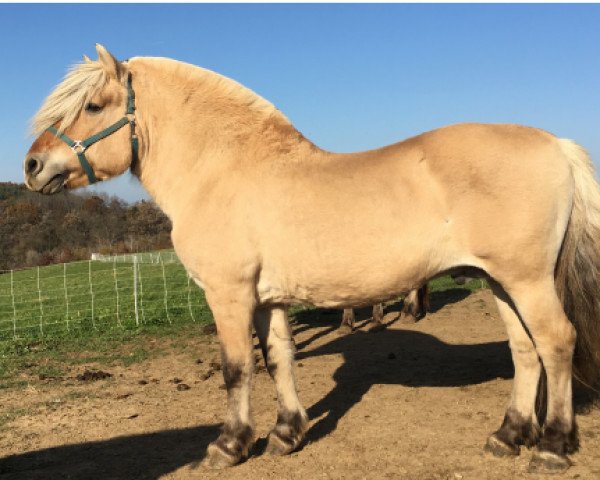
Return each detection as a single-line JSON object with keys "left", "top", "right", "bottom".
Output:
{"left": 31, "top": 61, "right": 108, "bottom": 136}
{"left": 131, "top": 56, "right": 290, "bottom": 125}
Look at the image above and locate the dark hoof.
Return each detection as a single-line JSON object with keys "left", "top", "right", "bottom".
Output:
{"left": 203, "top": 441, "right": 243, "bottom": 469}
{"left": 265, "top": 430, "right": 299, "bottom": 456}
{"left": 528, "top": 450, "right": 571, "bottom": 474}
{"left": 399, "top": 312, "right": 417, "bottom": 324}
{"left": 337, "top": 324, "right": 353, "bottom": 335}
{"left": 484, "top": 434, "right": 520, "bottom": 457}
{"left": 202, "top": 424, "right": 253, "bottom": 469}
{"left": 368, "top": 322, "right": 386, "bottom": 333}
{"left": 266, "top": 410, "right": 308, "bottom": 456}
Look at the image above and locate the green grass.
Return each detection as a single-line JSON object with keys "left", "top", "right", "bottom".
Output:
{"left": 0, "top": 251, "right": 212, "bottom": 342}
{"left": 428, "top": 275, "right": 487, "bottom": 293}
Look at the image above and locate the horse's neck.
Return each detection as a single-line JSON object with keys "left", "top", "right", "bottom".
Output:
{"left": 130, "top": 58, "right": 322, "bottom": 220}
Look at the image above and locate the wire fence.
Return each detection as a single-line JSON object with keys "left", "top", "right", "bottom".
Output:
{"left": 0, "top": 251, "right": 211, "bottom": 341}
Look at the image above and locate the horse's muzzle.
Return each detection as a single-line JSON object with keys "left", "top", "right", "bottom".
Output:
{"left": 24, "top": 155, "right": 67, "bottom": 194}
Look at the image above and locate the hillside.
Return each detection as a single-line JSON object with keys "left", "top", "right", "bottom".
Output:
{"left": 0, "top": 183, "right": 172, "bottom": 271}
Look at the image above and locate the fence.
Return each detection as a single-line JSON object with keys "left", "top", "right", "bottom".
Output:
{"left": 0, "top": 251, "right": 210, "bottom": 341}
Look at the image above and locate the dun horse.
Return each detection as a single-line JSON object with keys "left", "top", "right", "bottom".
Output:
{"left": 24, "top": 45, "right": 600, "bottom": 473}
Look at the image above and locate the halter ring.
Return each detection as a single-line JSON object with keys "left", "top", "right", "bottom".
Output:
{"left": 71, "top": 141, "right": 86, "bottom": 154}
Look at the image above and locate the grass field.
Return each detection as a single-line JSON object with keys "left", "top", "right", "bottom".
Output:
{"left": 0, "top": 252, "right": 212, "bottom": 342}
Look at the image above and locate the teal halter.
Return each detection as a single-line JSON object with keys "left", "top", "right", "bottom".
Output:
{"left": 46, "top": 73, "right": 139, "bottom": 184}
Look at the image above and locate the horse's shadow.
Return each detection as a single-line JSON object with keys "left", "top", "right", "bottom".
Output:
{"left": 291, "top": 296, "right": 514, "bottom": 446}
{"left": 0, "top": 424, "right": 220, "bottom": 480}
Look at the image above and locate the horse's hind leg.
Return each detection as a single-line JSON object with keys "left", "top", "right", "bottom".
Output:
{"left": 493, "top": 278, "right": 578, "bottom": 473}
{"left": 485, "top": 280, "right": 541, "bottom": 457}
{"left": 368, "top": 303, "right": 386, "bottom": 332}
{"left": 202, "top": 292, "right": 255, "bottom": 468}
{"left": 339, "top": 308, "right": 355, "bottom": 334}
{"left": 254, "top": 306, "right": 308, "bottom": 455}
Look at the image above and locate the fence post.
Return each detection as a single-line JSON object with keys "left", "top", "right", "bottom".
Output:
{"left": 160, "top": 257, "right": 171, "bottom": 324}
{"left": 187, "top": 274, "right": 196, "bottom": 322}
{"left": 37, "top": 266, "right": 44, "bottom": 335}
{"left": 133, "top": 256, "right": 139, "bottom": 326}
{"left": 137, "top": 259, "right": 146, "bottom": 324}
{"left": 63, "top": 263, "right": 70, "bottom": 331}
{"left": 88, "top": 260, "right": 95, "bottom": 329}
{"left": 113, "top": 258, "right": 122, "bottom": 327}
{"left": 10, "top": 270, "right": 17, "bottom": 339}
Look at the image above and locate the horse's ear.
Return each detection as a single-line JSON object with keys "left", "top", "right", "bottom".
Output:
{"left": 83, "top": 54, "right": 92, "bottom": 63}
{"left": 95, "top": 44, "right": 124, "bottom": 79}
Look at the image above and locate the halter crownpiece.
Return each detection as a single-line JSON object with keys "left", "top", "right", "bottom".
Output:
{"left": 46, "top": 73, "right": 138, "bottom": 184}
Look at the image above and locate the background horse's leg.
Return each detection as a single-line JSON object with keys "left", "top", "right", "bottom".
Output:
{"left": 254, "top": 306, "right": 308, "bottom": 455}
{"left": 400, "top": 286, "right": 428, "bottom": 324}
{"left": 368, "top": 303, "right": 386, "bottom": 332}
{"left": 203, "top": 292, "right": 256, "bottom": 468}
{"left": 421, "top": 283, "right": 430, "bottom": 313}
{"left": 485, "top": 281, "right": 541, "bottom": 457}
{"left": 503, "top": 279, "right": 578, "bottom": 473}
{"left": 400, "top": 289, "right": 419, "bottom": 323}
{"left": 339, "top": 308, "right": 355, "bottom": 334}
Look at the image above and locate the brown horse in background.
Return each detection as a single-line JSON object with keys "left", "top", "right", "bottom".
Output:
{"left": 340, "top": 285, "right": 430, "bottom": 333}
{"left": 340, "top": 274, "right": 475, "bottom": 333}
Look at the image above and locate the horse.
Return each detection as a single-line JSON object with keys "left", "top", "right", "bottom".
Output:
{"left": 339, "top": 285, "right": 430, "bottom": 333}
{"left": 24, "top": 45, "right": 600, "bottom": 473}
{"left": 340, "top": 273, "right": 477, "bottom": 333}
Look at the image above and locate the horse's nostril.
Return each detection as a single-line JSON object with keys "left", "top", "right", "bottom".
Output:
{"left": 26, "top": 157, "right": 41, "bottom": 175}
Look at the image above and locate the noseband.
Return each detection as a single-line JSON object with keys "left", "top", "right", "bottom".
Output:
{"left": 46, "top": 73, "right": 139, "bottom": 184}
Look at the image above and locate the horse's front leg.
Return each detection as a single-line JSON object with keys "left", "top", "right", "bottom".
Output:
{"left": 254, "top": 306, "right": 308, "bottom": 455}
{"left": 203, "top": 287, "right": 256, "bottom": 468}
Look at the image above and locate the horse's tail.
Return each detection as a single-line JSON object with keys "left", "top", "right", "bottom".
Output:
{"left": 555, "top": 139, "right": 600, "bottom": 387}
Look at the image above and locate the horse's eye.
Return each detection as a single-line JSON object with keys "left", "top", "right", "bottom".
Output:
{"left": 85, "top": 102, "right": 103, "bottom": 113}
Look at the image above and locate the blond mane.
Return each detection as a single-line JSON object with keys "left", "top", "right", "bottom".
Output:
{"left": 133, "top": 56, "right": 288, "bottom": 124}
{"left": 31, "top": 61, "right": 108, "bottom": 136}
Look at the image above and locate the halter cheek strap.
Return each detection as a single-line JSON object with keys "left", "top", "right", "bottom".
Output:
{"left": 46, "top": 73, "right": 138, "bottom": 185}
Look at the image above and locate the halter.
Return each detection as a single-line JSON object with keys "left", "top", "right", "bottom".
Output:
{"left": 46, "top": 73, "right": 139, "bottom": 184}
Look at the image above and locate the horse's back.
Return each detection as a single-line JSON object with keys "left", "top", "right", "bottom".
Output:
{"left": 252, "top": 123, "right": 573, "bottom": 304}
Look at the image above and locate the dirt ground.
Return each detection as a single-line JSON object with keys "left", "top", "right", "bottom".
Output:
{"left": 1, "top": 288, "right": 599, "bottom": 480}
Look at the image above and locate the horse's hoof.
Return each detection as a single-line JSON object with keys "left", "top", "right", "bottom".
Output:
{"left": 368, "top": 323, "right": 386, "bottom": 333}
{"left": 202, "top": 442, "right": 242, "bottom": 469}
{"left": 265, "top": 431, "right": 299, "bottom": 456}
{"left": 528, "top": 450, "right": 571, "bottom": 474}
{"left": 484, "top": 434, "right": 520, "bottom": 457}
{"left": 337, "top": 324, "right": 353, "bottom": 335}
{"left": 399, "top": 312, "right": 417, "bottom": 324}
{"left": 265, "top": 411, "right": 307, "bottom": 456}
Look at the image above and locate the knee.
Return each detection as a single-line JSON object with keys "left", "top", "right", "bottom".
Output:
{"left": 537, "top": 323, "right": 577, "bottom": 360}
{"left": 510, "top": 340, "right": 540, "bottom": 367}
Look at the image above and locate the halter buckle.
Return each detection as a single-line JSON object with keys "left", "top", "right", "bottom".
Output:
{"left": 71, "top": 141, "right": 86, "bottom": 154}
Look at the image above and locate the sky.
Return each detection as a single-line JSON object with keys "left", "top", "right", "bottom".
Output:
{"left": 0, "top": 3, "right": 599, "bottom": 203}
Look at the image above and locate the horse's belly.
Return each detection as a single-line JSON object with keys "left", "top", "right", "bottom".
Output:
{"left": 256, "top": 266, "right": 422, "bottom": 308}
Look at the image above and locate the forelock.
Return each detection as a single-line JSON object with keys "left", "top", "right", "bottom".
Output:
{"left": 31, "top": 61, "right": 108, "bottom": 136}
